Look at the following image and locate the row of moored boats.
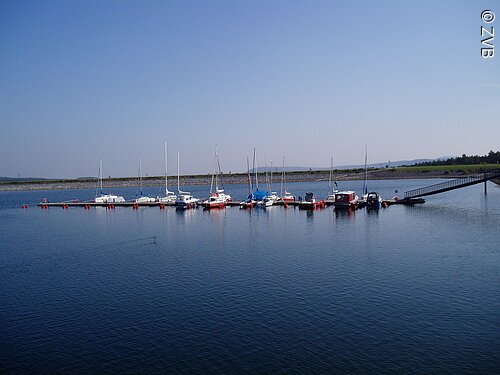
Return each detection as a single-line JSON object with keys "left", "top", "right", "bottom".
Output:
{"left": 94, "top": 146, "right": 385, "bottom": 210}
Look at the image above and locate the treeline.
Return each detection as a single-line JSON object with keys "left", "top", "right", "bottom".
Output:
{"left": 413, "top": 150, "right": 500, "bottom": 166}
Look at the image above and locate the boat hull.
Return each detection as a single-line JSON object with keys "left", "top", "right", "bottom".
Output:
{"left": 298, "top": 201, "right": 325, "bottom": 210}
{"left": 203, "top": 202, "right": 226, "bottom": 209}
{"left": 333, "top": 202, "right": 357, "bottom": 209}
{"left": 175, "top": 202, "right": 197, "bottom": 209}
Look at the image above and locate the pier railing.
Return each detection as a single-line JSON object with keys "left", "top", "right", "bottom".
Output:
{"left": 404, "top": 169, "right": 500, "bottom": 199}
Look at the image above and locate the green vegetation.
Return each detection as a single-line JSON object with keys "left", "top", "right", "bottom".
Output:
{"left": 395, "top": 164, "right": 499, "bottom": 172}
{"left": 411, "top": 150, "right": 500, "bottom": 166}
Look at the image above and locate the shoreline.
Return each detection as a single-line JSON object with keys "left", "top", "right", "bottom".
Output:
{"left": 0, "top": 169, "right": 489, "bottom": 192}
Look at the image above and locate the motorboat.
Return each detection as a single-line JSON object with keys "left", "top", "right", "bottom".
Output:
{"left": 365, "top": 191, "right": 383, "bottom": 209}
{"left": 298, "top": 192, "right": 325, "bottom": 210}
{"left": 174, "top": 152, "right": 199, "bottom": 209}
{"left": 333, "top": 191, "right": 359, "bottom": 209}
{"left": 281, "top": 191, "right": 295, "bottom": 203}
{"left": 240, "top": 196, "right": 256, "bottom": 209}
{"left": 262, "top": 192, "right": 279, "bottom": 207}
{"left": 175, "top": 192, "right": 199, "bottom": 209}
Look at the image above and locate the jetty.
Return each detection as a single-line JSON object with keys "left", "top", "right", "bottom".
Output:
{"left": 404, "top": 169, "right": 500, "bottom": 199}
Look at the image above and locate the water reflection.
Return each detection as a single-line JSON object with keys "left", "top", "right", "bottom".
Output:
{"left": 334, "top": 207, "right": 356, "bottom": 220}
{"left": 366, "top": 207, "right": 380, "bottom": 216}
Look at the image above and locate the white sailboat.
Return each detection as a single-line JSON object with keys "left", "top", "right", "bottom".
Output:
{"left": 262, "top": 159, "right": 279, "bottom": 207}
{"left": 94, "top": 160, "right": 125, "bottom": 203}
{"left": 203, "top": 146, "right": 231, "bottom": 209}
{"left": 175, "top": 152, "right": 199, "bottom": 209}
{"left": 280, "top": 156, "right": 295, "bottom": 203}
{"left": 135, "top": 156, "right": 156, "bottom": 203}
{"left": 158, "top": 142, "right": 177, "bottom": 204}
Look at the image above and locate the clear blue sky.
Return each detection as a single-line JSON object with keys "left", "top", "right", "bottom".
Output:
{"left": 1, "top": 0, "right": 498, "bottom": 178}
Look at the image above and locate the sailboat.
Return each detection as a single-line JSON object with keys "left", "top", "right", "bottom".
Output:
{"left": 358, "top": 145, "right": 382, "bottom": 208}
{"left": 251, "top": 149, "right": 269, "bottom": 203}
{"left": 94, "top": 160, "right": 125, "bottom": 203}
{"left": 280, "top": 156, "right": 295, "bottom": 203}
{"left": 135, "top": 157, "right": 156, "bottom": 203}
{"left": 174, "top": 152, "right": 199, "bottom": 209}
{"left": 203, "top": 146, "right": 232, "bottom": 209}
{"left": 326, "top": 156, "right": 339, "bottom": 202}
{"left": 158, "top": 142, "right": 177, "bottom": 204}
{"left": 240, "top": 157, "right": 256, "bottom": 209}
{"left": 261, "top": 159, "right": 279, "bottom": 207}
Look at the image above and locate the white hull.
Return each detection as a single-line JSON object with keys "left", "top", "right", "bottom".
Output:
{"left": 95, "top": 194, "right": 125, "bottom": 203}
{"left": 135, "top": 196, "right": 156, "bottom": 203}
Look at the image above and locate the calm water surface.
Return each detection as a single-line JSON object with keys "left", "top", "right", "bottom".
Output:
{"left": 1, "top": 179, "right": 499, "bottom": 374}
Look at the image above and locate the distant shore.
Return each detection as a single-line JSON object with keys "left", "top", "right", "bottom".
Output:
{"left": 2, "top": 167, "right": 497, "bottom": 192}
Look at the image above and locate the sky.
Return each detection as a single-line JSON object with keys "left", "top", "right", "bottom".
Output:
{"left": 0, "top": 0, "right": 499, "bottom": 178}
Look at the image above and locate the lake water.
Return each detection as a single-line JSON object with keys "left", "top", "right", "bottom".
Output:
{"left": 1, "top": 179, "right": 499, "bottom": 374}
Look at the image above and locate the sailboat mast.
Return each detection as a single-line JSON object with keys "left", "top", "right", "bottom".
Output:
{"left": 216, "top": 148, "right": 224, "bottom": 191}
{"left": 177, "top": 151, "right": 180, "bottom": 193}
{"left": 329, "top": 156, "right": 333, "bottom": 191}
{"left": 281, "top": 156, "right": 285, "bottom": 197}
{"left": 270, "top": 160, "right": 273, "bottom": 192}
{"left": 247, "top": 157, "right": 252, "bottom": 196}
{"left": 139, "top": 156, "right": 143, "bottom": 196}
{"left": 164, "top": 142, "right": 168, "bottom": 195}
{"left": 362, "top": 145, "right": 368, "bottom": 194}
{"left": 253, "top": 148, "right": 258, "bottom": 189}
{"left": 264, "top": 157, "right": 269, "bottom": 192}
{"left": 99, "top": 159, "right": 103, "bottom": 195}
{"left": 210, "top": 147, "right": 216, "bottom": 194}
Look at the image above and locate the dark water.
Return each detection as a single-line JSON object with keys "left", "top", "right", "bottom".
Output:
{"left": 1, "top": 180, "right": 499, "bottom": 374}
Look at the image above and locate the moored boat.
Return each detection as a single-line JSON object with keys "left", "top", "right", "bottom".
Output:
{"left": 203, "top": 147, "right": 232, "bottom": 209}
{"left": 134, "top": 157, "right": 156, "bottom": 203}
{"left": 204, "top": 190, "right": 231, "bottom": 209}
{"left": 281, "top": 191, "right": 295, "bottom": 203}
{"left": 262, "top": 192, "right": 279, "bottom": 207}
{"left": 175, "top": 152, "right": 199, "bottom": 209}
{"left": 159, "top": 142, "right": 177, "bottom": 204}
{"left": 365, "top": 191, "right": 383, "bottom": 209}
{"left": 333, "top": 191, "right": 359, "bottom": 209}
{"left": 175, "top": 193, "right": 199, "bottom": 209}
{"left": 240, "top": 197, "right": 257, "bottom": 209}
{"left": 94, "top": 160, "right": 125, "bottom": 203}
{"left": 279, "top": 156, "right": 296, "bottom": 203}
{"left": 240, "top": 156, "right": 257, "bottom": 209}
{"left": 298, "top": 192, "right": 325, "bottom": 210}
{"left": 326, "top": 156, "right": 339, "bottom": 202}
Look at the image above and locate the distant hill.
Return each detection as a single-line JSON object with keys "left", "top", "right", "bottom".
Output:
{"left": 0, "top": 177, "right": 48, "bottom": 182}
{"left": 250, "top": 157, "right": 453, "bottom": 173}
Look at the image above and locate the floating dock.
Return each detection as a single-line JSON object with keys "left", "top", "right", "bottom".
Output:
{"left": 35, "top": 199, "right": 423, "bottom": 209}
